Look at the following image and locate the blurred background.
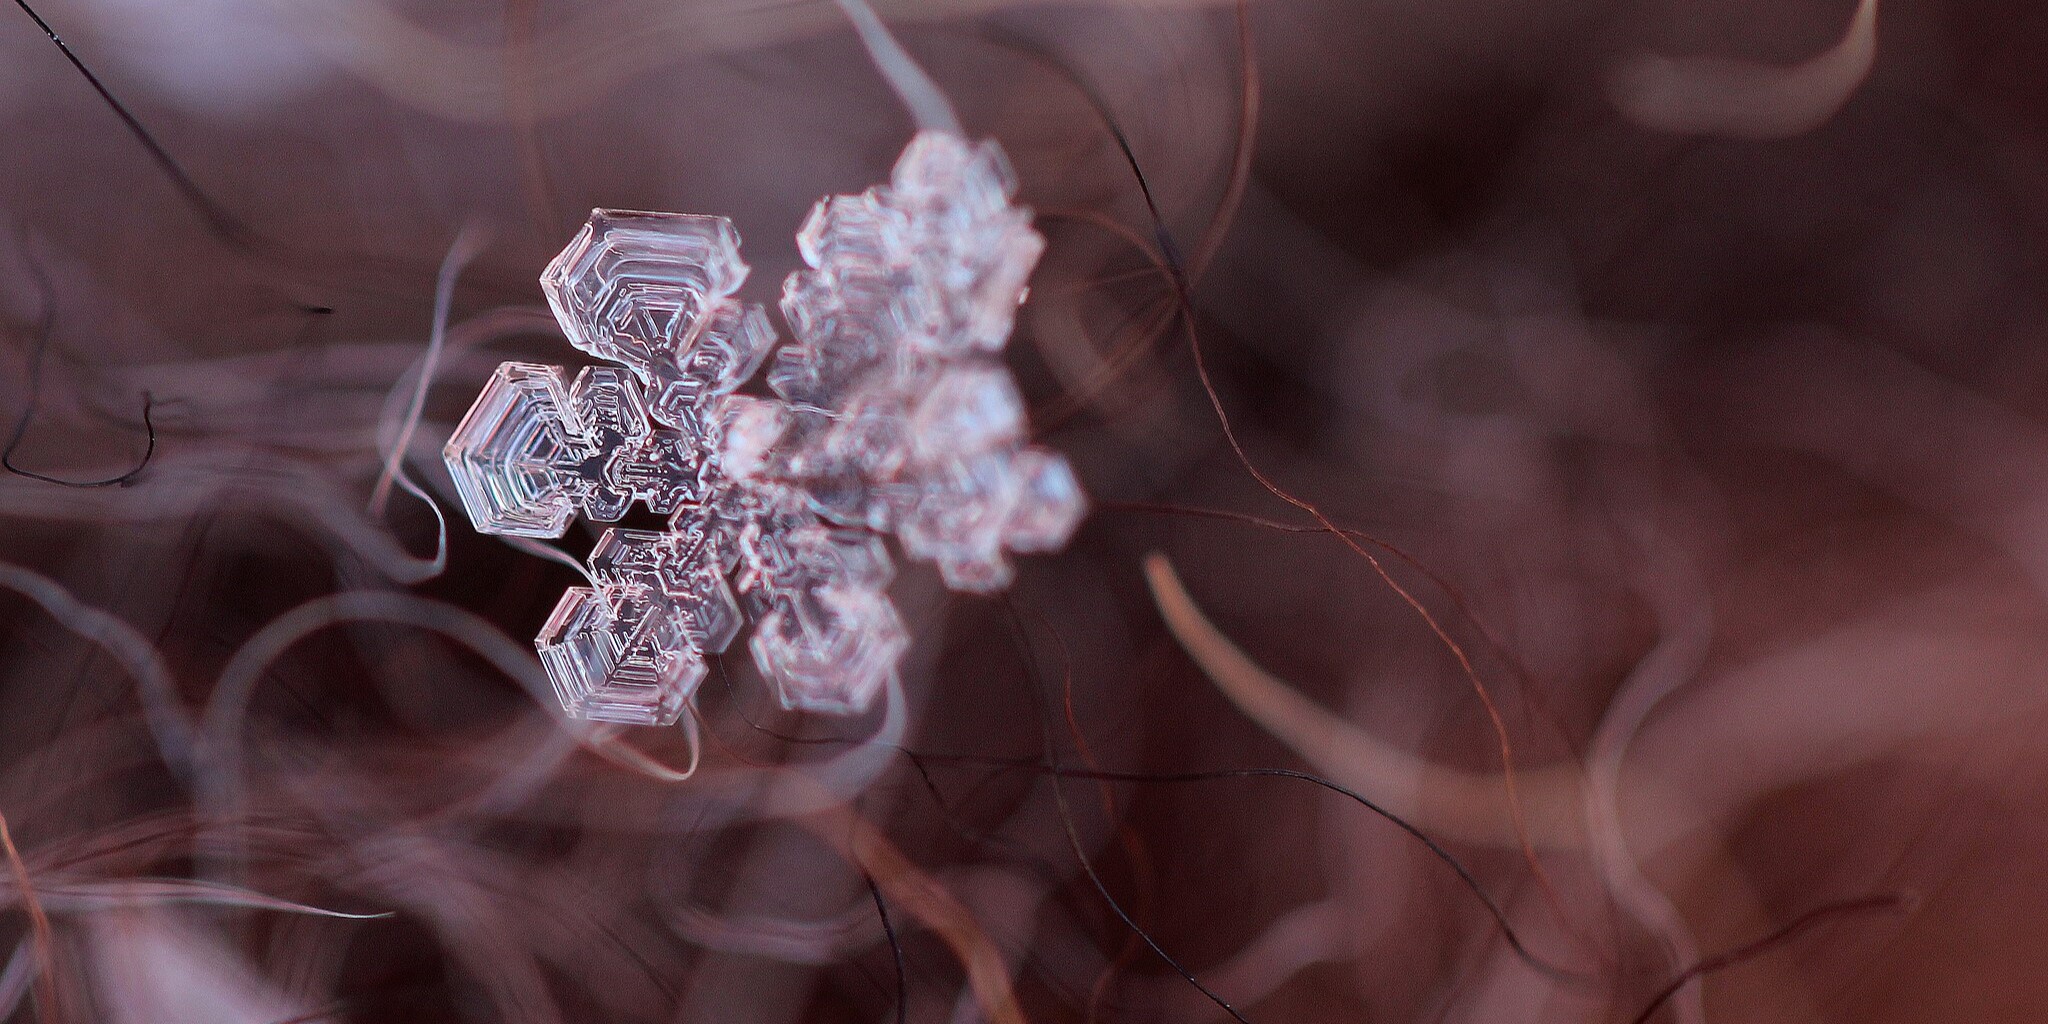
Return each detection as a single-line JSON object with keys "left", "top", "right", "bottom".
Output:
{"left": 1, "top": 0, "right": 2044, "bottom": 1020}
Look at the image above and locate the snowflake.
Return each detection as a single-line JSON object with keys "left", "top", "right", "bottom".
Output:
{"left": 443, "top": 132, "right": 1085, "bottom": 724}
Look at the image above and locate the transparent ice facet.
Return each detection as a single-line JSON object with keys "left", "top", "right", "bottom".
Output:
{"left": 443, "top": 361, "right": 715, "bottom": 534}
{"left": 897, "top": 452, "right": 1018, "bottom": 592}
{"left": 714, "top": 498, "right": 904, "bottom": 713}
{"left": 887, "top": 133, "right": 1042, "bottom": 357}
{"left": 795, "top": 192, "right": 908, "bottom": 271}
{"left": 443, "top": 362, "right": 586, "bottom": 538}
{"left": 588, "top": 528, "right": 744, "bottom": 654}
{"left": 536, "top": 585, "right": 706, "bottom": 726}
{"left": 755, "top": 130, "right": 1076, "bottom": 586}
{"left": 667, "top": 500, "right": 743, "bottom": 574}
{"left": 562, "top": 367, "right": 704, "bottom": 522}
{"left": 742, "top": 523, "right": 905, "bottom": 713}
{"left": 893, "top": 446, "right": 1081, "bottom": 593}
{"left": 891, "top": 132, "right": 1016, "bottom": 211}
{"left": 647, "top": 300, "right": 776, "bottom": 432}
{"left": 564, "top": 365, "right": 652, "bottom": 522}
{"left": 725, "top": 131, "right": 1078, "bottom": 704}
{"left": 714, "top": 396, "right": 789, "bottom": 483}
{"left": 909, "top": 364, "right": 1024, "bottom": 464}
{"left": 541, "top": 210, "right": 748, "bottom": 378}
{"left": 771, "top": 267, "right": 895, "bottom": 409}
{"left": 749, "top": 593, "right": 906, "bottom": 714}
{"left": 1003, "top": 448, "right": 1086, "bottom": 552}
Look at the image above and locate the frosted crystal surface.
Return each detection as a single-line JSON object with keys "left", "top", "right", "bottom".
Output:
{"left": 445, "top": 132, "right": 1087, "bottom": 724}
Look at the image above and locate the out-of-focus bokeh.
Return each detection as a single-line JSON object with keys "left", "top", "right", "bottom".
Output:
{"left": 2, "top": 0, "right": 2045, "bottom": 1020}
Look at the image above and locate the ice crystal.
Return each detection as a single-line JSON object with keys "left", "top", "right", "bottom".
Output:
{"left": 444, "top": 132, "right": 1086, "bottom": 724}
{"left": 442, "top": 362, "right": 711, "bottom": 536}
